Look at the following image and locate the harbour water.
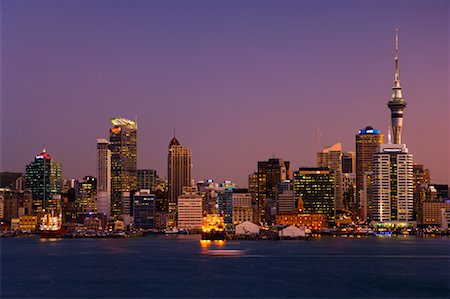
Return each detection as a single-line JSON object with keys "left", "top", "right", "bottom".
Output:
{"left": 1, "top": 235, "right": 449, "bottom": 298}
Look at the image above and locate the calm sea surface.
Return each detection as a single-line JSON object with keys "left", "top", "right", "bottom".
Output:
{"left": 1, "top": 235, "right": 449, "bottom": 298}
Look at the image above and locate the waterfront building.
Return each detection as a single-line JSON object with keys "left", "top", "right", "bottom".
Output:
{"left": 232, "top": 191, "right": 253, "bottom": 225}
{"left": 356, "top": 126, "right": 384, "bottom": 218}
{"left": 235, "top": 221, "right": 260, "bottom": 235}
{"left": 276, "top": 180, "right": 295, "bottom": 214}
{"left": 137, "top": 169, "right": 157, "bottom": 191}
{"left": 97, "top": 138, "right": 111, "bottom": 218}
{"left": 177, "top": 187, "right": 202, "bottom": 230}
{"left": 133, "top": 190, "right": 157, "bottom": 229}
{"left": 256, "top": 158, "right": 290, "bottom": 224}
{"left": 168, "top": 137, "right": 192, "bottom": 226}
{"left": 25, "top": 149, "right": 62, "bottom": 212}
{"left": 317, "top": 143, "right": 343, "bottom": 211}
{"left": 342, "top": 151, "right": 356, "bottom": 174}
{"left": 276, "top": 213, "right": 327, "bottom": 229}
{"left": 217, "top": 187, "right": 233, "bottom": 226}
{"left": 109, "top": 118, "right": 137, "bottom": 219}
{"left": 372, "top": 144, "right": 414, "bottom": 223}
{"left": 77, "top": 176, "right": 97, "bottom": 216}
{"left": 422, "top": 201, "right": 450, "bottom": 225}
{"left": 19, "top": 215, "right": 38, "bottom": 231}
{"left": 197, "top": 179, "right": 220, "bottom": 214}
{"left": 293, "top": 167, "right": 335, "bottom": 224}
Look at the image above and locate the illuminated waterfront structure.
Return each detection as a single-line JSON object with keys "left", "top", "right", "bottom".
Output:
{"left": 25, "top": 149, "right": 62, "bottom": 212}
{"left": 256, "top": 158, "right": 290, "bottom": 224}
{"left": 293, "top": 168, "right": 335, "bottom": 224}
{"left": 356, "top": 126, "right": 384, "bottom": 218}
{"left": 97, "top": 138, "right": 111, "bottom": 218}
{"left": 109, "top": 118, "right": 137, "bottom": 219}
{"left": 372, "top": 144, "right": 414, "bottom": 223}
{"left": 168, "top": 137, "right": 192, "bottom": 226}
{"left": 388, "top": 29, "right": 407, "bottom": 145}
{"left": 317, "top": 143, "right": 343, "bottom": 211}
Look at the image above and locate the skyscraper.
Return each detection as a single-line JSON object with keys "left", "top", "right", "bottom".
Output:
{"left": 388, "top": 29, "right": 407, "bottom": 145}
{"left": 109, "top": 118, "right": 137, "bottom": 219}
{"left": 25, "top": 149, "right": 62, "bottom": 212}
{"left": 317, "top": 143, "right": 343, "bottom": 211}
{"left": 356, "top": 126, "right": 384, "bottom": 218}
{"left": 137, "top": 169, "right": 157, "bottom": 190}
{"left": 167, "top": 137, "right": 192, "bottom": 226}
{"left": 293, "top": 167, "right": 335, "bottom": 224}
{"left": 342, "top": 151, "right": 356, "bottom": 174}
{"left": 256, "top": 158, "right": 290, "bottom": 224}
{"left": 97, "top": 138, "right": 111, "bottom": 218}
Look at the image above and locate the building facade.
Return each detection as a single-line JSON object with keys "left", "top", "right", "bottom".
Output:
{"left": 317, "top": 143, "right": 343, "bottom": 211}
{"left": 177, "top": 187, "right": 202, "bottom": 230}
{"left": 109, "top": 118, "right": 137, "bottom": 219}
{"left": 97, "top": 138, "right": 111, "bottom": 218}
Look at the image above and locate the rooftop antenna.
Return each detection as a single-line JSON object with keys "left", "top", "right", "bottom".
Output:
{"left": 134, "top": 113, "right": 138, "bottom": 130}
{"left": 394, "top": 28, "right": 399, "bottom": 84}
{"left": 173, "top": 128, "right": 176, "bottom": 138}
{"left": 42, "top": 144, "right": 46, "bottom": 152}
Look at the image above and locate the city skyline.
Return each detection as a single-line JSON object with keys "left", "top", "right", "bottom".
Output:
{"left": 2, "top": 0, "right": 448, "bottom": 186}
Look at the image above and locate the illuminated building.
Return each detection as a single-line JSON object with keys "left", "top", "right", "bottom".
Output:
{"left": 232, "top": 191, "right": 253, "bottom": 225}
{"left": 77, "top": 176, "right": 97, "bottom": 215}
{"left": 133, "top": 190, "right": 156, "bottom": 229}
{"left": 293, "top": 168, "right": 335, "bottom": 224}
{"left": 412, "top": 164, "right": 430, "bottom": 221}
{"left": 137, "top": 169, "right": 157, "bottom": 190}
{"left": 372, "top": 144, "right": 414, "bottom": 222}
{"left": 422, "top": 201, "right": 450, "bottom": 225}
{"left": 342, "top": 173, "right": 356, "bottom": 211}
{"left": 317, "top": 143, "right": 343, "bottom": 211}
{"left": 109, "top": 118, "right": 137, "bottom": 219}
{"left": 356, "top": 126, "right": 384, "bottom": 218}
{"left": 19, "top": 215, "right": 38, "bottom": 230}
{"left": 276, "top": 180, "right": 295, "bottom": 214}
{"left": 168, "top": 137, "right": 192, "bottom": 226}
{"left": 197, "top": 179, "right": 220, "bottom": 214}
{"left": 25, "top": 149, "right": 62, "bottom": 212}
{"left": 217, "top": 183, "right": 238, "bottom": 226}
{"left": 177, "top": 187, "right": 202, "bottom": 230}
{"left": 97, "top": 138, "right": 111, "bottom": 218}
{"left": 256, "top": 158, "right": 290, "bottom": 224}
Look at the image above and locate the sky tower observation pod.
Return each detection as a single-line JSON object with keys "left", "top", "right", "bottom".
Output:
{"left": 111, "top": 118, "right": 136, "bottom": 128}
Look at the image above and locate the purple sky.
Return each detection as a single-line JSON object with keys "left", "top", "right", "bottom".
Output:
{"left": 1, "top": 0, "right": 448, "bottom": 187}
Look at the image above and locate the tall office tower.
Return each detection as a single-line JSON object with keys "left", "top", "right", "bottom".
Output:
{"left": 97, "top": 139, "right": 111, "bottom": 218}
{"left": 293, "top": 168, "right": 335, "bottom": 224}
{"left": 356, "top": 126, "right": 384, "bottom": 218}
{"left": 168, "top": 137, "right": 192, "bottom": 226}
{"left": 137, "top": 169, "right": 157, "bottom": 190}
{"left": 133, "top": 190, "right": 157, "bottom": 229}
{"left": 372, "top": 144, "right": 414, "bottom": 222}
{"left": 109, "top": 118, "right": 137, "bottom": 219}
{"left": 256, "top": 158, "right": 290, "bottom": 224}
{"left": 388, "top": 29, "right": 407, "bottom": 145}
{"left": 25, "top": 149, "right": 62, "bottom": 212}
{"left": 317, "top": 143, "right": 343, "bottom": 211}
{"left": 342, "top": 152, "right": 356, "bottom": 174}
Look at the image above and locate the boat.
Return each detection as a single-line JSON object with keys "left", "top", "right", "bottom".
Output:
{"left": 39, "top": 210, "right": 67, "bottom": 238}
{"left": 203, "top": 249, "right": 245, "bottom": 257}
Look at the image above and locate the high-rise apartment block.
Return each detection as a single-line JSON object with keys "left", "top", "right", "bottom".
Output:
{"left": 177, "top": 186, "right": 202, "bottom": 230}
{"left": 109, "top": 118, "right": 137, "bottom": 219}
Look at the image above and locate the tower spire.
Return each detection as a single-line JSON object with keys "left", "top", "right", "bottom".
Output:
{"left": 394, "top": 28, "right": 399, "bottom": 84}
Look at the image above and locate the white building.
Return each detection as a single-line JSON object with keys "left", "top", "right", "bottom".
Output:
{"left": 372, "top": 144, "right": 413, "bottom": 223}
{"left": 278, "top": 225, "right": 306, "bottom": 238}
{"left": 177, "top": 187, "right": 202, "bottom": 230}
{"left": 235, "top": 221, "right": 259, "bottom": 235}
{"left": 97, "top": 139, "right": 111, "bottom": 218}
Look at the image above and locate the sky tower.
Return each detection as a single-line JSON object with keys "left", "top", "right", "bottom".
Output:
{"left": 388, "top": 28, "right": 407, "bottom": 144}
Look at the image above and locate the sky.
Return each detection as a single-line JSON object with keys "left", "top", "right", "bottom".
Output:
{"left": 1, "top": 0, "right": 449, "bottom": 187}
